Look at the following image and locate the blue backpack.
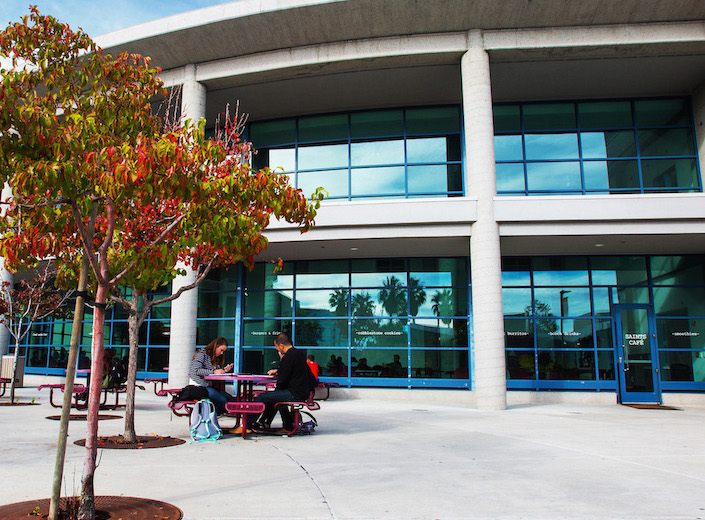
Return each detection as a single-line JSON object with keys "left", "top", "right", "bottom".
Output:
{"left": 189, "top": 399, "right": 221, "bottom": 442}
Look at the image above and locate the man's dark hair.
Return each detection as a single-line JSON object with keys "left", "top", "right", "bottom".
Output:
{"left": 275, "top": 332, "right": 293, "bottom": 346}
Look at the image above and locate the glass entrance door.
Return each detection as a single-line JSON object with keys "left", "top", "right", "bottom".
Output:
{"left": 614, "top": 304, "right": 661, "bottom": 403}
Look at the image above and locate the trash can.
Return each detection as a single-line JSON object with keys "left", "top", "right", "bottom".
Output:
{"left": 1, "top": 355, "right": 24, "bottom": 387}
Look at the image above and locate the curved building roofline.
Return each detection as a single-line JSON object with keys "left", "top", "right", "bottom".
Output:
{"left": 95, "top": 0, "right": 705, "bottom": 71}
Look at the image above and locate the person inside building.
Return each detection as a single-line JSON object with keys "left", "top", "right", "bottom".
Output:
{"left": 189, "top": 337, "right": 235, "bottom": 415}
{"left": 249, "top": 332, "right": 318, "bottom": 433}
{"left": 306, "top": 354, "right": 319, "bottom": 381}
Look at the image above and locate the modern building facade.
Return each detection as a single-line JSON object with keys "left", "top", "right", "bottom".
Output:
{"left": 8, "top": 0, "right": 705, "bottom": 409}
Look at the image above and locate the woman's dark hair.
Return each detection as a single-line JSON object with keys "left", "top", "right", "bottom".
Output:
{"left": 194, "top": 337, "right": 228, "bottom": 367}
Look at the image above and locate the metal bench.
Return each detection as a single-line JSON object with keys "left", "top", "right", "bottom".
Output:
{"left": 0, "top": 377, "right": 12, "bottom": 397}
{"left": 38, "top": 383, "right": 88, "bottom": 409}
{"left": 314, "top": 381, "right": 340, "bottom": 400}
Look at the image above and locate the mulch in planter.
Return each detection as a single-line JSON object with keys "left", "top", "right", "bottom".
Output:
{"left": 74, "top": 434, "right": 186, "bottom": 449}
{"left": 46, "top": 414, "right": 122, "bottom": 421}
{"left": 0, "top": 495, "right": 182, "bottom": 520}
{"left": 0, "top": 401, "right": 40, "bottom": 406}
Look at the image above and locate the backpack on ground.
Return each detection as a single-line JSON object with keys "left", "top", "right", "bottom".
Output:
{"left": 106, "top": 357, "right": 128, "bottom": 388}
{"left": 189, "top": 399, "right": 221, "bottom": 442}
{"left": 296, "top": 410, "right": 318, "bottom": 435}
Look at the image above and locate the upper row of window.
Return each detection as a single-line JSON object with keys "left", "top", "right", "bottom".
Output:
{"left": 247, "top": 98, "right": 700, "bottom": 198}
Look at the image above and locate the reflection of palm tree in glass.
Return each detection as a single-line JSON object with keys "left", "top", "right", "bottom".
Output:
{"left": 352, "top": 292, "right": 375, "bottom": 317}
{"left": 328, "top": 289, "right": 349, "bottom": 316}
{"left": 431, "top": 289, "right": 453, "bottom": 325}
{"left": 409, "top": 277, "right": 426, "bottom": 317}
{"left": 379, "top": 276, "right": 407, "bottom": 316}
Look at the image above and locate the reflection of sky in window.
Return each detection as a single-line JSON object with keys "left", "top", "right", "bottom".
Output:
{"left": 270, "top": 275, "right": 294, "bottom": 290}
{"left": 298, "top": 170, "right": 348, "bottom": 198}
{"left": 496, "top": 163, "right": 525, "bottom": 191}
{"left": 525, "top": 134, "right": 578, "bottom": 160}
{"left": 351, "top": 140, "right": 404, "bottom": 166}
{"left": 268, "top": 148, "right": 296, "bottom": 171}
{"left": 351, "top": 272, "right": 407, "bottom": 287}
{"left": 351, "top": 167, "right": 405, "bottom": 195}
{"left": 502, "top": 271, "right": 531, "bottom": 286}
{"left": 411, "top": 317, "right": 453, "bottom": 331}
{"left": 294, "top": 290, "right": 337, "bottom": 314}
{"left": 408, "top": 165, "right": 447, "bottom": 193}
{"left": 409, "top": 272, "right": 453, "bottom": 286}
{"left": 526, "top": 162, "right": 581, "bottom": 190}
{"left": 533, "top": 288, "right": 591, "bottom": 317}
{"left": 580, "top": 133, "right": 608, "bottom": 159}
{"left": 299, "top": 143, "right": 348, "bottom": 170}
{"left": 295, "top": 273, "right": 348, "bottom": 289}
{"left": 582, "top": 161, "right": 609, "bottom": 190}
{"left": 502, "top": 288, "right": 531, "bottom": 315}
{"left": 494, "top": 135, "right": 523, "bottom": 161}
{"left": 533, "top": 270, "right": 589, "bottom": 285}
{"left": 407, "top": 137, "right": 448, "bottom": 163}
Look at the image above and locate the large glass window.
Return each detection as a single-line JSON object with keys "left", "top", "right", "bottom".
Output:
{"left": 251, "top": 107, "right": 463, "bottom": 200}
{"left": 504, "top": 255, "right": 705, "bottom": 390}
{"left": 243, "top": 258, "right": 470, "bottom": 387}
{"left": 495, "top": 98, "right": 701, "bottom": 195}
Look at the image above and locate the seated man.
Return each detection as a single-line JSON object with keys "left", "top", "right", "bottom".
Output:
{"left": 249, "top": 332, "right": 317, "bottom": 433}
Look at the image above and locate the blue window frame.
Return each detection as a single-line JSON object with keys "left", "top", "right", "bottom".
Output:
{"left": 494, "top": 98, "right": 702, "bottom": 196}
{"left": 250, "top": 107, "right": 463, "bottom": 200}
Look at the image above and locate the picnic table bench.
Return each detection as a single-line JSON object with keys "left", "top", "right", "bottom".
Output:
{"left": 0, "top": 377, "right": 11, "bottom": 397}
{"left": 144, "top": 377, "right": 169, "bottom": 395}
{"left": 38, "top": 382, "right": 145, "bottom": 410}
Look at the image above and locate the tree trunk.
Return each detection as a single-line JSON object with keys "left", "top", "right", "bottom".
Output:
{"left": 48, "top": 258, "right": 89, "bottom": 520}
{"left": 123, "top": 293, "right": 141, "bottom": 443}
{"left": 79, "top": 284, "right": 108, "bottom": 520}
{"left": 8, "top": 338, "right": 20, "bottom": 404}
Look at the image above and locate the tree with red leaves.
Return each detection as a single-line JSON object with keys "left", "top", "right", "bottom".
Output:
{"left": 0, "top": 8, "right": 322, "bottom": 520}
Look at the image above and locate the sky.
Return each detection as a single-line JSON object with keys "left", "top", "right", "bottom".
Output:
{"left": 1, "top": 0, "right": 234, "bottom": 38}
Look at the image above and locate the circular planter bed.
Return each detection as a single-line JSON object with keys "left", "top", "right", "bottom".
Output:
{"left": 74, "top": 434, "right": 185, "bottom": 449}
{"left": 0, "top": 496, "right": 182, "bottom": 520}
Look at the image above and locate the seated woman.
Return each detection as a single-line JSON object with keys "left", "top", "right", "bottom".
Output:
{"left": 189, "top": 337, "right": 235, "bottom": 415}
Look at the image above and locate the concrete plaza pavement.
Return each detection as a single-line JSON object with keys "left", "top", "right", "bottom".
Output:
{"left": 1, "top": 386, "right": 704, "bottom": 520}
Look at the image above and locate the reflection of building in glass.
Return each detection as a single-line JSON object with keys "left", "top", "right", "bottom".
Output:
{"left": 6, "top": 1, "right": 705, "bottom": 407}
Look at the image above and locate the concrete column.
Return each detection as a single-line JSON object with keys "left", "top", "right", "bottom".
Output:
{"left": 692, "top": 80, "right": 705, "bottom": 179}
{"left": 461, "top": 30, "right": 507, "bottom": 410}
{"left": 168, "top": 65, "right": 206, "bottom": 387}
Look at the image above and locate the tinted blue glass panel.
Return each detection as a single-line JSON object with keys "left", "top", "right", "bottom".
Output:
{"left": 244, "top": 290, "right": 293, "bottom": 318}
{"left": 657, "top": 318, "right": 705, "bottom": 348}
{"left": 650, "top": 256, "right": 705, "bottom": 285}
{"left": 506, "top": 349, "right": 535, "bottom": 379}
{"left": 408, "top": 165, "right": 457, "bottom": 193}
{"left": 351, "top": 139, "right": 404, "bottom": 166}
{"left": 581, "top": 131, "right": 636, "bottom": 159}
{"left": 351, "top": 260, "right": 407, "bottom": 287}
{"left": 493, "top": 105, "right": 521, "bottom": 132}
{"left": 538, "top": 350, "right": 595, "bottom": 380}
{"left": 641, "top": 159, "right": 698, "bottom": 189}
{"left": 638, "top": 128, "right": 695, "bottom": 157}
{"left": 525, "top": 134, "right": 579, "bottom": 160}
{"left": 536, "top": 318, "right": 593, "bottom": 348}
{"left": 523, "top": 104, "right": 576, "bottom": 131}
{"left": 351, "top": 166, "right": 405, "bottom": 196}
{"left": 591, "top": 256, "right": 648, "bottom": 285}
{"left": 267, "top": 148, "right": 296, "bottom": 171}
{"left": 577, "top": 101, "right": 633, "bottom": 129}
{"left": 532, "top": 288, "right": 591, "bottom": 317}
{"left": 242, "top": 319, "right": 292, "bottom": 347}
{"left": 351, "top": 110, "right": 403, "bottom": 138}
{"left": 414, "top": 288, "right": 468, "bottom": 318}
{"left": 407, "top": 137, "right": 452, "bottom": 163}
{"left": 409, "top": 350, "right": 468, "bottom": 379}
{"left": 502, "top": 270, "right": 531, "bottom": 286}
{"left": 295, "top": 319, "right": 348, "bottom": 346}
{"left": 654, "top": 286, "right": 705, "bottom": 317}
{"left": 659, "top": 350, "right": 705, "bottom": 382}
{"left": 298, "top": 143, "right": 348, "bottom": 170}
{"left": 533, "top": 258, "right": 589, "bottom": 285}
{"left": 496, "top": 163, "right": 525, "bottom": 192}
{"left": 295, "top": 290, "right": 341, "bottom": 316}
{"left": 410, "top": 258, "right": 467, "bottom": 286}
{"left": 504, "top": 319, "right": 534, "bottom": 348}
{"left": 410, "top": 318, "right": 468, "bottom": 348}
{"left": 250, "top": 119, "right": 295, "bottom": 147}
{"left": 299, "top": 114, "right": 348, "bottom": 142}
{"left": 526, "top": 162, "right": 581, "bottom": 191}
{"left": 351, "top": 318, "right": 408, "bottom": 348}
{"left": 494, "top": 135, "right": 523, "bottom": 161}
{"left": 245, "top": 263, "right": 294, "bottom": 290}
{"left": 298, "top": 169, "right": 348, "bottom": 198}
{"left": 591, "top": 288, "right": 611, "bottom": 316}
{"left": 502, "top": 288, "right": 532, "bottom": 316}
{"left": 406, "top": 107, "right": 460, "bottom": 134}
{"left": 634, "top": 99, "right": 690, "bottom": 127}
{"left": 583, "top": 160, "right": 640, "bottom": 191}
